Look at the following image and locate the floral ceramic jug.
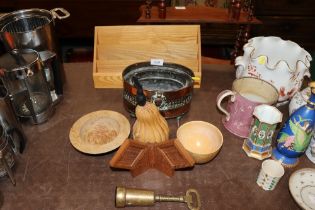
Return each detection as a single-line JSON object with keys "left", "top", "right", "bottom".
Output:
{"left": 235, "top": 36, "right": 312, "bottom": 104}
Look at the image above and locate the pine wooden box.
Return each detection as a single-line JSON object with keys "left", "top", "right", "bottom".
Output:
{"left": 93, "top": 25, "right": 201, "bottom": 88}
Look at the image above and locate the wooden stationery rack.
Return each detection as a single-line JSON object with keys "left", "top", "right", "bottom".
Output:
{"left": 93, "top": 25, "right": 201, "bottom": 88}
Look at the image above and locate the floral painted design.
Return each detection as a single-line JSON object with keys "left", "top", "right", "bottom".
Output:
{"left": 251, "top": 125, "right": 258, "bottom": 137}
{"left": 247, "top": 64, "right": 261, "bottom": 78}
{"left": 258, "top": 130, "right": 266, "bottom": 139}
{"left": 290, "top": 71, "right": 299, "bottom": 82}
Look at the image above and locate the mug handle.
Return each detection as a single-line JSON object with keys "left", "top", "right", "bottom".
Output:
{"left": 216, "top": 90, "right": 236, "bottom": 121}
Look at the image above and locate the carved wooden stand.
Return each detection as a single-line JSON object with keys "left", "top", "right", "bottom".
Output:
{"left": 110, "top": 139, "right": 195, "bottom": 177}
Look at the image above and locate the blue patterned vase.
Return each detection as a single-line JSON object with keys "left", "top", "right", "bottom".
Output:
{"left": 272, "top": 82, "right": 315, "bottom": 167}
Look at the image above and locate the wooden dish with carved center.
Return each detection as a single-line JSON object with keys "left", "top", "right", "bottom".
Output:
{"left": 69, "top": 110, "right": 130, "bottom": 154}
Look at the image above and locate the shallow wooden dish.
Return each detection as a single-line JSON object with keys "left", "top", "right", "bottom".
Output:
{"left": 69, "top": 110, "right": 130, "bottom": 154}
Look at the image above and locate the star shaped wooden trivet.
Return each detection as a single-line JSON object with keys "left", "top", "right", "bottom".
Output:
{"left": 109, "top": 139, "right": 195, "bottom": 177}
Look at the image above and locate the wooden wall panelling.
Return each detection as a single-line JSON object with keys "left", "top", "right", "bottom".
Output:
{"left": 53, "top": 0, "right": 143, "bottom": 39}
{"left": 251, "top": 16, "right": 315, "bottom": 50}
{"left": 252, "top": 0, "right": 315, "bottom": 51}
{"left": 200, "top": 23, "right": 242, "bottom": 45}
{"left": 254, "top": 0, "right": 315, "bottom": 16}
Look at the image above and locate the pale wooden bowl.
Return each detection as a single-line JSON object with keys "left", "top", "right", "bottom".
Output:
{"left": 177, "top": 121, "right": 223, "bottom": 164}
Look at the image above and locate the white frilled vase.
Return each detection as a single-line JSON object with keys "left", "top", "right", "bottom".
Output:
{"left": 235, "top": 36, "right": 312, "bottom": 105}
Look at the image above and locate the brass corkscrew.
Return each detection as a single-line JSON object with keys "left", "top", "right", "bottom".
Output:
{"left": 115, "top": 187, "right": 201, "bottom": 210}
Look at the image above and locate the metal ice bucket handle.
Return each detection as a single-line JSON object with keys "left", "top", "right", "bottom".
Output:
{"left": 50, "top": 8, "right": 70, "bottom": 20}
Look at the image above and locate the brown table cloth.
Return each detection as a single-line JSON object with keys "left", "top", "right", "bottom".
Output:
{"left": 0, "top": 62, "right": 313, "bottom": 210}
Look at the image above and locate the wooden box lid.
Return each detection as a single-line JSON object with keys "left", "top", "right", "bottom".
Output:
{"left": 93, "top": 25, "right": 201, "bottom": 88}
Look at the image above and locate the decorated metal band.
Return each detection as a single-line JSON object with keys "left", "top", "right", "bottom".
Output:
{"left": 123, "top": 90, "right": 192, "bottom": 111}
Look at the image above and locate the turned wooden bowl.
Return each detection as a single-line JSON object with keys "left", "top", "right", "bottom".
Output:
{"left": 177, "top": 121, "right": 223, "bottom": 164}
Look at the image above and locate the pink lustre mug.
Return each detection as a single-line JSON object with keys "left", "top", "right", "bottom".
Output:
{"left": 216, "top": 77, "right": 279, "bottom": 138}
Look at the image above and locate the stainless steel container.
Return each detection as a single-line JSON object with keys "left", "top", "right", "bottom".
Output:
{"left": 0, "top": 49, "right": 54, "bottom": 124}
{"left": 0, "top": 8, "right": 70, "bottom": 103}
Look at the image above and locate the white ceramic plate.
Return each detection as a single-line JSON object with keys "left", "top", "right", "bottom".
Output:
{"left": 69, "top": 110, "right": 130, "bottom": 154}
{"left": 289, "top": 168, "right": 315, "bottom": 210}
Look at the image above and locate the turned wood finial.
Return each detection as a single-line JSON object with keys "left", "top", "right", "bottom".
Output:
{"left": 145, "top": 0, "right": 152, "bottom": 19}
{"left": 233, "top": 0, "right": 241, "bottom": 20}
{"left": 242, "top": 0, "right": 249, "bottom": 12}
{"left": 231, "top": 25, "right": 244, "bottom": 64}
{"left": 242, "top": 25, "right": 251, "bottom": 44}
{"left": 247, "top": 4, "right": 254, "bottom": 21}
{"left": 231, "top": 24, "right": 252, "bottom": 64}
{"left": 228, "top": 0, "right": 241, "bottom": 21}
{"left": 243, "top": 0, "right": 255, "bottom": 21}
{"left": 159, "top": 0, "right": 166, "bottom": 19}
